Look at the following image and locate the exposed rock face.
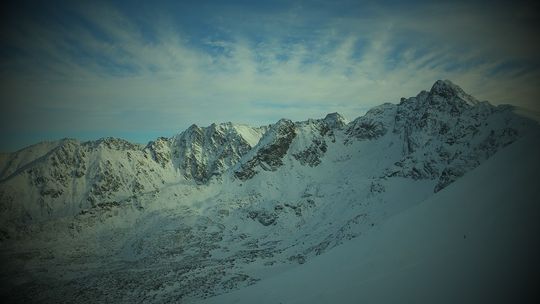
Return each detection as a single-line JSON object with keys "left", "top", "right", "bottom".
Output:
{"left": 323, "top": 112, "right": 347, "bottom": 130}
{"left": 145, "top": 137, "right": 171, "bottom": 168}
{"left": 0, "top": 123, "right": 264, "bottom": 225}
{"left": 0, "top": 138, "right": 164, "bottom": 224}
{"left": 293, "top": 138, "right": 327, "bottom": 167}
{"left": 0, "top": 80, "right": 534, "bottom": 226}
{"left": 346, "top": 103, "right": 394, "bottom": 142}
{"left": 381, "top": 80, "right": 531, "bottom": 191}
{"left": 291, "top": 115, "right": 342, "bottom": 167}
{"left": 234, "top": 119, "right": 296, "bottom": 180}
{"left": 171, "top": 123, "right": 263, "bottom": 183}
{"left": 429, "top": 79, "right": 479, "bottom": 107}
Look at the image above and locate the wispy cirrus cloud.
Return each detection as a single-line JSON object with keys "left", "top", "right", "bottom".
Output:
{"left": 1, "top": 0, "right": 539, "bottom": 151}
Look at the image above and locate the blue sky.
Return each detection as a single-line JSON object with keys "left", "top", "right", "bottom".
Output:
{"left": 1, "top": 0, "right": 539, "bottom": 151}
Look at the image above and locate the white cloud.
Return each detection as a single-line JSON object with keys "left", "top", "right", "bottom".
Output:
{"left": 0, "top": 0, "right": 538, "bottom": 149}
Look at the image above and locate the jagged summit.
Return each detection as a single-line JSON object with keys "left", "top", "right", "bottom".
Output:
{"left": 1, "top": 80, "right": 534, "bottom": 214}
{"left": 429, "top": 79, "right": 480, "bottom": 106}
{"left": 0, "top": 79, "right": 535, "bottom": 219}
{"left": 323, "top": 112, "right": 348, "bottom": 129}
{"left": 430, "top": 79, "right": 461, "bottom": 93}
{"left": 394, "top": 80, "right": 486, "bottom": 121}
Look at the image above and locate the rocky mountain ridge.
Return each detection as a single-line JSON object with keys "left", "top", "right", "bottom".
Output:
{"left": 1, "top": 80, "right": 538, "bottom": 303}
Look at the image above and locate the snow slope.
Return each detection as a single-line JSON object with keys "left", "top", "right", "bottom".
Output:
{"left": 201, "top": 130, "right": 540, "bottom": 304}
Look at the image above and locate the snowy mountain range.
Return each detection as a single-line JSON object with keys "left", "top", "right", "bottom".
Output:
{"left": 1, "top": 80, "right": 538, "bottom": 303}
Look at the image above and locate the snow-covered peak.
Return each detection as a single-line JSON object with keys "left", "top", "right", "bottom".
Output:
{"left": 170, "top": 122, "right": 265, "bottom": 183}
{"left": 430, "top": 79, "right": 460, "bottom": 93}
{"left": 86, "top": 137, "right": 142, "bottom": 151}
{"left": 234, "top": 119, "right": 296, "bottom": 180}
{"left": 173, "top": 122, "right": 263, "bottom": 147}
{"left": 429, "top": 79, "right": 479, "bottom": 106}
{"left": 0, "top": 140, "right": 65, "bottom": 180}
{"left": 323, "top": 112, "right": 348, "bottom": 129}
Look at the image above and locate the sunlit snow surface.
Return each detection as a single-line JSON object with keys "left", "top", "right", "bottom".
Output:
{"left": 200, "top": 131, "right": 540, "bottom": 304}
{"left": 0, "top": 81, "right": 538, "bottom": 303}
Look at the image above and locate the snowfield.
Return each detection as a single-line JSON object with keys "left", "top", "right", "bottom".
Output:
{"left": 200, "top": 130, "right": 540, "bottom": 304}
{"left": 0, "top": 80, "right": 538, "bottom": 303}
